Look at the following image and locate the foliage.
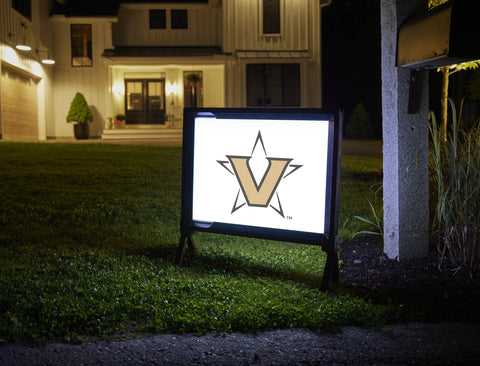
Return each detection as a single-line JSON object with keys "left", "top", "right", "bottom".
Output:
{"left": 429, "top": 99, "right": 480, "bottom": 279}
{"left": 66, "top": 92, "right": 93, "bottom": 124}
{"left": 428, "top": 0, "right": 449, "bottom": 9}
{"left": 351, "top": 197, "right": 383, "bottom": 239}
{"left": 338, "top": 156, "right": 383, "bottom": 241}
{"left": 345, "top": 103, "right": 374, "bottom": 140}
{"left": 184, "top": 72, "right": 202, "bottom": 86}
{"left": 437, "top": 61, "right": 480, "bottom": 140}
{"left": 115, "top": 114, "right": 126, "bottom": 121}
{"left": 0, "top": 144, "right": 386, "bottom": 343}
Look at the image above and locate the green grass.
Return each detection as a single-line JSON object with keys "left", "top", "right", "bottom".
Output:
{"left": 339, "top": 155, "right": 383, "bottom": 240}
{"left": 0, "top": 142, "right": 383, "bottom": 344}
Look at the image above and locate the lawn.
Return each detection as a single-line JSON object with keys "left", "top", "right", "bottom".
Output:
{"left": 0, "top": 142, "right": 384, "bottom": 344}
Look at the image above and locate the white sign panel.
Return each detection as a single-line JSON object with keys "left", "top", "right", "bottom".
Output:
{"left": 192, "top": 117, "right": 330, "bottom": 234}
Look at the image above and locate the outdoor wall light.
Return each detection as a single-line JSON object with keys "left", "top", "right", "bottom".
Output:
{"left": 166, "top": 82, "right": 178, "bottom": 95}
{"left": 16, "top": 42, "right": 31, "bottom": 51}
{"left": 8, "top": 32, "right": 31, "bottom": 51}
{"left": 112, "top": 83, "right": 124, "bottom": 95}
{"left": 37, "top": 49, "right": 55, "bottom": 65}
{"left": 41, "top": 57, "right": 55, "bottom": 65}
{"left": 10, "top": 22, "right": 32, "bottom": 51}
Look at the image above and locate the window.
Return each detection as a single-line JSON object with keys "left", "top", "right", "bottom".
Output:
{"left": 126, "top": 81, "right": 143, "bottom": 111}
{"left": 149, "top": 9, "right": 188, "bottom": 30}
{"left": 171, "top": 9, "right": 188, "bottom": 29}
{"left": 263, "top": 0, "right": 281, "bottom": 34}
{"left": 149, "top": 9, "right": 166, "bottom": 29}
{"left": 247, "top": 64, "right": 300, "bottom": 107}
{"left": 71, "top": 25, "right": 92, "bottom": 67}
{"left": 184, "top": 71, "right": 203, "bottom": 108}
{"left": 12, "top": 0, "right": 31, "bottom": 20}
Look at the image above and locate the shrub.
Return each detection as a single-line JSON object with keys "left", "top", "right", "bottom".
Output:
{"left": 345, "top": 103, "right": 373, "bottom": 139}
{"left": 429, "top": 99, "right": 480, "bottom": 279}
{"left": 66, "top": 92, "right": 93, "bottom": 124}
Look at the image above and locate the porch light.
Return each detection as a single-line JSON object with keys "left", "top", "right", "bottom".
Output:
{"left": 167, "top": 82, "right": 178, "bottom": 95}
{"left": 112, "top": 83, "right": 125, "bottom": 95}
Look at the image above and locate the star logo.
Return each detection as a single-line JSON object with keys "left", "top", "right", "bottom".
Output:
{"left": 217, "top": 131, "right": 302, "bottom": 217}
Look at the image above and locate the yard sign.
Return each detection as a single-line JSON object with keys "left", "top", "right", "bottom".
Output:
{"left": 177, "top": 108, "right": 342, "bottom": 289}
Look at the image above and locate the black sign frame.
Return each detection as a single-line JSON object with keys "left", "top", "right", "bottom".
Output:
{"left": 177, "top": 108, "right": 342, "bottom": 289}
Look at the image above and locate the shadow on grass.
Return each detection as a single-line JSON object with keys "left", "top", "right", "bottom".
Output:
{"left": 184, "top": 249, "right": 323, "bottom": 289}
{"left": 118, "top": 239, "right": 325, "bottom": 289}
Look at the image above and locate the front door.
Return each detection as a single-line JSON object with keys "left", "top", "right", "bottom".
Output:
{"left": 125, "top": 79, "right": 165, "bottom": 124}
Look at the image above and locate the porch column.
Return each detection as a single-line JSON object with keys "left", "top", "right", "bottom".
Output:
{"left": 381, "top": 0, "right": 429, "bottom": 260}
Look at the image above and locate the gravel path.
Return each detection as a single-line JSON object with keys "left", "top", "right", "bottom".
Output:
{"left": 2, "top": 237, "right": 479, "bottom": 365}
{"left": 2, "top": 322, "right": 480, "bottom": 365}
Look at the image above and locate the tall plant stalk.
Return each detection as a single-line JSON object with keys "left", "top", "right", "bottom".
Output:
{"left": 429, "top": 98, "right": 480, "bottom": 279}
{"left": 437, "top": 61, "right": 480, "bottom": 141}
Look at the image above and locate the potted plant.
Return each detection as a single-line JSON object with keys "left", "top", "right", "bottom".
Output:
{"left": 66, "top": 92, "right": 93, "bottom": 139}
{"left": 115, "top": 114, "right": 126, "bottom": 128}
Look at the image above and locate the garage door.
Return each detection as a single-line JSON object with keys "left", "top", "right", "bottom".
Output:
{"left": 1, "top": 65, "right": 38, "bottom": 140}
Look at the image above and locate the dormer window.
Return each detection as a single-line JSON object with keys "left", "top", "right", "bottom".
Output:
{"left": 71, "top": 24, "right": 92, "bottom": 67}
{"left": 262, "top": 0, "right": 281, "bottom": 35}
{"left": 149, "top": 9, "right": 166, "bottom": 29}
{"left": 171, "top": 10, "right": 188, "bottom": 29}
{"left": 149, "top": 9, "right": 188, "bottom": 30}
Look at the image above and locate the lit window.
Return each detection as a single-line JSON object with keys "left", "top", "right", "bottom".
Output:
{"left": 71, "top": 25, "right": 92, "bottom": 67}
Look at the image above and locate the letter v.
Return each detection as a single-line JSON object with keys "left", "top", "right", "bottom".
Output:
{"left": 227, "top": 156, "right": 292, "bottom": 207}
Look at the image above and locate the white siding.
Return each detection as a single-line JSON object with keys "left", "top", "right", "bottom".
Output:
{"left": 53, "top": 68, "right": 108, "bottom": 138}
{"left": 223, "top": 0, "right": 314, "bottom": 52}
{"left": 51, "top": 20, "right": 111, "bottom": 137}
{"left": 1, "top": 0, "right": 325, "bottom": 139}
{"left": 0, "top": 0, "right": 55, "bottom": 140}
{"left": 222, "top": 0, "right": 323, "bottom": 108}
{"left": 202, "top": 66, "right": 225, "bottom": 107}
{"left": 113, "top": 5, "right": 220, "bottom": 46}
{"left": 0, "top": 0, "right": 54, "bottom": 59}
{"left": 0, "top": 0, "right": 36, "bottom": 53}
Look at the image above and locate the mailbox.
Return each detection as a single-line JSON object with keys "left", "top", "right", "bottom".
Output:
{"left": 397, "top": 0, "right": 480, "bottom": 68}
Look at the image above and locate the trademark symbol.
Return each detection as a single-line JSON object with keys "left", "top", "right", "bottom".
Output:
{"left": 286, "top": 216, "right": 293, "bottom": 220}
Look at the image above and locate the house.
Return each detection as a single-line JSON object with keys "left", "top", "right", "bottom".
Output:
{"left": 0, "top": 0, "right": 331, "bottom": 141}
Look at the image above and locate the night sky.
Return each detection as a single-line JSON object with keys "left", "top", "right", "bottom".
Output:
{"left": 322, "top": 0, "right": 382, "bottom": 139}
